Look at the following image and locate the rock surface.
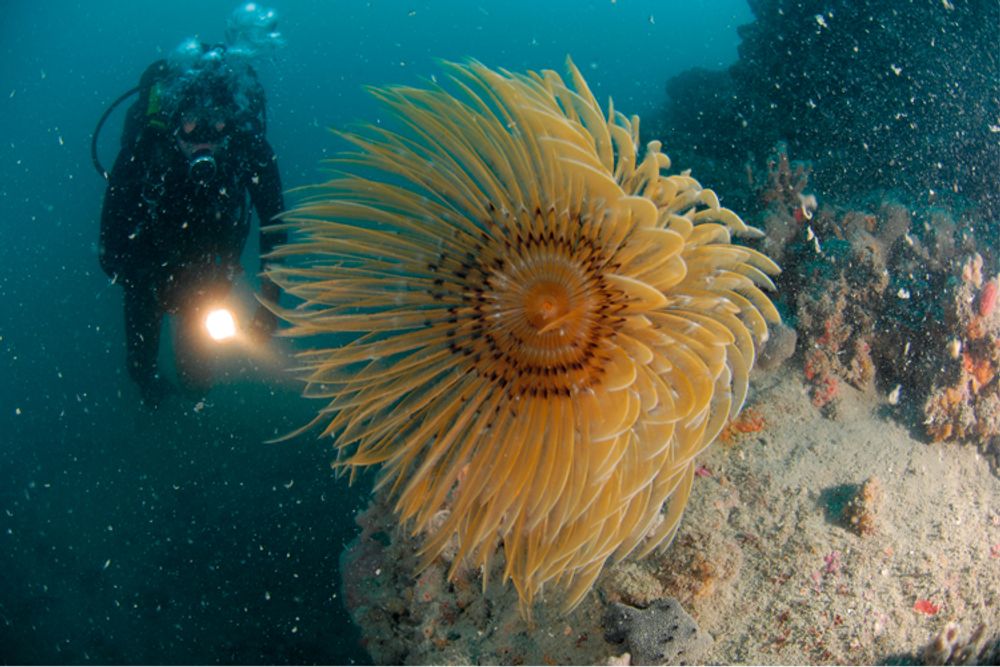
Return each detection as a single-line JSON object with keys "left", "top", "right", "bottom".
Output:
{"left": 603, "top": 598, "right": 713, "bottom": 666}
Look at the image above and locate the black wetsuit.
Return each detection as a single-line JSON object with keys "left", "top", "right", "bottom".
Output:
{"left": 99, "top": 60, "right": 285, "bottom": 402}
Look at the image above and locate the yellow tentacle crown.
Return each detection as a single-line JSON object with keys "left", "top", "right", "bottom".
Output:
{"left": 267, "top": 59, "right": 780, "bottom": 614}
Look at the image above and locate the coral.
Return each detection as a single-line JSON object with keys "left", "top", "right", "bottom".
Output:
{"left": 797, "top": 270, "right": 876, "bottom": 416}
{"left": 270, "top": 59, "right": 781, "bottom": 614}
{"left": 747, "top": 143, "right": 815, "bottom": 264}
{"left": 719, "top": 407, "right": 766, "bottom": 446}
{"left": 603, "top": 598, "right": 713, "bottom": 666}
{"left": 756, "top": 142, "right": 813, "bottom": 215}
{"left": 843, "top": 477, "right": 882, "bottom": 537}
{"left": 755, "top": 320, "right": 798, "bottom": 371}
{"left": 342, "top": 491, "right": 683, "bottom": 666}
{"left": 338, "top": 496, "right": 414, "bottom": 665}
{"left": 875, "top": 201, "right": 913, "bottom": 249}
{"left": 743, "top": 175, "right": 997, "bottom": 451}
{"left": 810, "top": 375, "right": 839, "bottom": 410}
{"left": 785, "top": 199, "right": 910, "bottom": 415}
{"left": 978, "top": 279, "right": 998, "bottom": 318}
{"left": 963, "top": 254, "right": 985, "bottom": 289}
{"left": 656, "top": 8, "right": 1000, "bottom": 444}
{"left": 924, "top": 386, "right": 974, "bottom": 444}
{"left": 923, "top": 622, "right": 1000, "bottom": 666}
{"left": 922, "top": 256, "right": 1000, "bottom": 447}
{"left": 846, "top": 339, "right": 876, "bottom": 389}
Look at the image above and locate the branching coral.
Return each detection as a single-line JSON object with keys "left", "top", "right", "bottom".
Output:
{"left": 267, "top": 59, "right": 780, "bottom": 614}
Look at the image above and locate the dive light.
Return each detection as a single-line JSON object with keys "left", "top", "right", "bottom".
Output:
{"left": 205, "top": 308, "right": 237, "bottom": 341}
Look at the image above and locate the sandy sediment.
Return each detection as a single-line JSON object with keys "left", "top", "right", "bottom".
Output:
{"left": 340, "top": 366, "right": 1000, "bottom": 664}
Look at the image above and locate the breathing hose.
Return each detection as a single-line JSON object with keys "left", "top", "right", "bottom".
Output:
{"left": 90, "top": 85, "right": 140, "bottom": 180}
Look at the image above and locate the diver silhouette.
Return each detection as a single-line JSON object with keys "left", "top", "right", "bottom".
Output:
{"left": 96, "top": 4, "right": 286, "bottom": 407}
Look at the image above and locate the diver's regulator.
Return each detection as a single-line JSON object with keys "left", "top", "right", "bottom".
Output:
{"left": 187, "top": 148, "right": 218, "bottom": 184}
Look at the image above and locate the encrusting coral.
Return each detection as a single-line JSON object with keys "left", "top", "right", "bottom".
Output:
{"left": 267, "top": 59, "right": 780, "bottom": 614}
{"left": 923, "top": 254, "right": 1000, "bottom": 447}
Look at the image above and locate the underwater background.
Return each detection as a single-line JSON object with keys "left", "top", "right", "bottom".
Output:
{"left": 0, "top": 1, "right": 754, "bottom": 663}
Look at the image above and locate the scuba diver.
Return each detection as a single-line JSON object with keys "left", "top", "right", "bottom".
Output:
{"left": 96, "top": 4, "right": 286, "bottom": 407}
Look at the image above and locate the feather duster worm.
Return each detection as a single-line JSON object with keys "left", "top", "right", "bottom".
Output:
{"left": 267, "top": 59, "right": 780, "bottom": 614}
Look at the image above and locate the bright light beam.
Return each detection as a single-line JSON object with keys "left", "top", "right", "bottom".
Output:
{"left": 205, "top": 308, "right": 238, "bottom": 341}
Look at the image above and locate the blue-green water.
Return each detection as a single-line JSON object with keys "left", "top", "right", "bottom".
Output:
{"left": 0, "top": 1, "right": 750, "bottom": 663}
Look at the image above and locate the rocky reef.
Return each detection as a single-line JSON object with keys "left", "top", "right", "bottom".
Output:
{"left": 338, "top": 377, "right": 1000, "bottom": 665}
{"left": 746, "top": 147, "right": 999, "bottom": 463}
{"left": 338, "top": 487, "right": 725, "bottom": 665}
{"left": 339, "top": 489, "right": 613, "bottom": 665}
{"left": 922, "top": 254, "right": 1000, "bottom": 453}
{"left": 658, "top": 0, "right": 1000, "bottom": 219}
{"left": 656, "top": 1, "right": 1000, "bottom": 458}
{"left": 332, "top": 2, "right": 1000, "bottom": 663}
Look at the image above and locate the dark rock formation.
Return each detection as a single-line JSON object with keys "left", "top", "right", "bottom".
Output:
{"left": 603, "top": 598, "right": 713, "bottom": 666}
{"left": 661, "top": 0, "right": 1000, "bottom": 218}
